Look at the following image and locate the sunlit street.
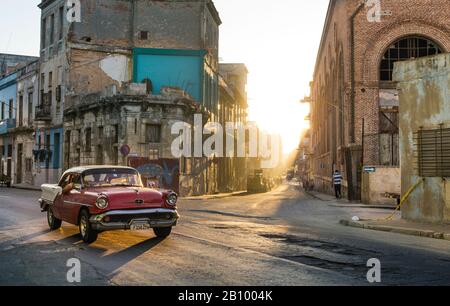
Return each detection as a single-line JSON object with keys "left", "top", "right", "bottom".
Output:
{"left": 1, "top": 184, "right": 450, "bottom": 286}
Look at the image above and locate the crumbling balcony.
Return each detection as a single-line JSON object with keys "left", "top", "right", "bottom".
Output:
{"left": 35, "top": 104, "right": 51, "bottom": 121}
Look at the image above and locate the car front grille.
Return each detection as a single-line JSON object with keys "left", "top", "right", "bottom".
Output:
{"left": 106, "top": 212, "right": 175, "bottom": 224}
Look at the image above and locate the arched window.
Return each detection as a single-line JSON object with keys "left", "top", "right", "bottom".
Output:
{"left": 380, "top": 36, "right": 443, "bottom": 81}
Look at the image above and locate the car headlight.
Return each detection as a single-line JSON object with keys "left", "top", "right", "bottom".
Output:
{"left": 166, "top": 193, "right": 178, "bottom": 206}
{"left": 96, "top": 196, "right": 109, "bottom": 209}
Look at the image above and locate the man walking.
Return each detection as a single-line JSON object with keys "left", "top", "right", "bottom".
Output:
{"left": 333, "top": 170, "right": 343, "bottom": 199}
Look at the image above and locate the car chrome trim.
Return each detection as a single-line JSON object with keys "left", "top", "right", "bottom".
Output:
{"left": 96, "top": 208, "right": 178, "bottom": 217}
{"left": 63, "top": 200, "right": 93, "bottom": 207}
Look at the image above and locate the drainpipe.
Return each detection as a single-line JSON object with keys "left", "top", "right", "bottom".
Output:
{"left": 350, "top": 2, "right": 365, "bottom": 144}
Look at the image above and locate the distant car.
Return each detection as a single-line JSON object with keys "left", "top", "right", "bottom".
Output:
{"left": 39, "top": 166, "right": 179, "bottom": 243}
{"left": 0, "top": 174, "right": 11, "bottom": 187}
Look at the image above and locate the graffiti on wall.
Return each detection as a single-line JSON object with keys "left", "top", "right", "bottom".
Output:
{"left": 128, "top": 157, "right": 180, "bottom": 193}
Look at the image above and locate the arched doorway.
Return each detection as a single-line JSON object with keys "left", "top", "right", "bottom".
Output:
{"left": 378, "top": 36, "right": 443, "bottom": 166}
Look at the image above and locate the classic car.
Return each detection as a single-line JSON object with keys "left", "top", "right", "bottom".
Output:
{"left": 39, "top": 166, "right": 179, "bottom": 243}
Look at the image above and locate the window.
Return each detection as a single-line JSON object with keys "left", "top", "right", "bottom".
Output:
{"left": 48, "top": 71, "right": 53, "bottom": 88}
{"left": 58, "top": 6, "right": 64, "bottom": 40}
{"left": 1, "top": 102, "right": 4, "bottom": 120}
{"left": 415, "top": 128, "right": 450, "bottom": 177}
{"left": 41, "top": 73, "right": 45, "bottom": 91}
{"left": 380, "top": 36, "right": 443, "bottom": 81}
{"left": 49, "top": 14, "right": 55, "bottom": 45}
{"left": 146, "top": 124, "right": 161, "bottom": 143}
{"left": 8, "top": 99, "right": 13, "bottom": 119}
{"left": 85, "top": 128, "right": 92, "bottom": 152}
{"left": 59, "top": 173, "right": 72, "bottom": 188}
{"left": 28, "top": 92, "right": 33, "bottom": 125}
{"left": 25, "top": 158, "right": 32, "bottom": 172}
{"left": 41, "top": 17, "right": 47, "bottom": 49}
{"left": 98, "top": 126, "right": 104, "bottom": 139}
{"left": 18, "top": 95, "right": 23, "bottom": 127}
{"left": 139, "top": 31, "right": 149, "bottom": 40}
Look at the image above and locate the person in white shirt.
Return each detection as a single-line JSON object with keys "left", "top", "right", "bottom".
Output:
{"left": 332, "top": 170, "right": 343, "bottom": 199}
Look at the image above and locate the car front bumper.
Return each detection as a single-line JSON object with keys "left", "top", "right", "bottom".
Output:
{"left": 89, "top": 208, "right": 179, "bottom": 231}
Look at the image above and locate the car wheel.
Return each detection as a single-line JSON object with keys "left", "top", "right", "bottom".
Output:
{"left": 47, "top": 207, "right": 62, "bottom": 230}
{"left": 79, "top": 210, "right": 98, "bottom": 244}
{"left": 153, "top": 227, "right": 172, "bottom": 238}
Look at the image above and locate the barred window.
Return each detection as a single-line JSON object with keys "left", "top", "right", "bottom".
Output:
{"left": 380, "top": 36, "right": 443, "bottom": 81}
{"left": 414, "top": 128, "right": 450, "bottom": 177}
{"left": 146, "top": 124, "right": 161, "bottom": 143}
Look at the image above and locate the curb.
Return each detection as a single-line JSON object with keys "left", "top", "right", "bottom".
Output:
{"left": 10, "top": 185, "right": 41, "bottom": 192}
{"left": 340, "top": 219, "right": 450, "bottom": 241}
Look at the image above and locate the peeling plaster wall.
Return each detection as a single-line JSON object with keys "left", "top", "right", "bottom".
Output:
{"left": 394, "top": 53, "right": 450, "bottom": 223}
{"left": 99, "top": 55, "right": 130, "bottom": 86}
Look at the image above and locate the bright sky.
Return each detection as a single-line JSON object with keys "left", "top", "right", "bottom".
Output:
{"left": 0, "top": 0, "right": 329, "bottom": 153}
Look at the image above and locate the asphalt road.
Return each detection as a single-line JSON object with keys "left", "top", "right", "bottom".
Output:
{"left": 0, "top": 183, "right": 449, "bottom": 286}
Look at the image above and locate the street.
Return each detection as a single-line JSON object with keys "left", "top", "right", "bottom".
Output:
{"left": 0, "top": 184, "right": 450, "bottom": 286}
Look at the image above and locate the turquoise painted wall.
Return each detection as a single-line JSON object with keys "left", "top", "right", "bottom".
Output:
{"left": 133, "top": 48, "right": 205, "bottom": 103}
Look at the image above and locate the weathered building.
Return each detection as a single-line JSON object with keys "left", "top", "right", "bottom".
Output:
{"left": 0, "top": 54, "right": 38, "bottom": 76}
{"left": 37, "top": 0, "right": 228, "bottom": 195}
{"left": 217, "top": 63, "right": 249, "bottom": 192}
{"left": 0, "top": 72, "right": 18, "bottom": 181}
{"left": 310, "top": 0, "right": 450, "bottom": 202}
{"left": 394, "top": 53, "right": 450, "bottom": 224}
{"left": 11, "top": 60, "right": 40, "bottom": 187}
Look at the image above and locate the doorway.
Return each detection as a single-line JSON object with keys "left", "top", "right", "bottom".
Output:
{"left": 16, "top": 143, "right": 23, "bottom": 184}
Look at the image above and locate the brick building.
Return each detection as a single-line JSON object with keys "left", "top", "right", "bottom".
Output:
{"left": 310, "top": 0, "right": 450, "bottom": 201}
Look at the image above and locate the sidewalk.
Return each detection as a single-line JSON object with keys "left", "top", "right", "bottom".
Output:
{"left": 305, "top": 189, "right": 397, "bottom": 210}
{"left": 11, "top": 184, "right": 41, "bottom": 191}
{"left": 340, "top": 218, "right": 450, "bottom": 241}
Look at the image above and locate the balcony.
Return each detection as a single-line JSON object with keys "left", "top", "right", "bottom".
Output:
{"left": 0, "top": 118, "right": 16, "bottom": 135}
{"left": 35, "top": 103, "right": 52, "bottom": 121}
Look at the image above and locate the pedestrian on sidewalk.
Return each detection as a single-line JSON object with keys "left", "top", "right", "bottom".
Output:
{"left": 333, "top": 170, "right": 343, "bottom": 199}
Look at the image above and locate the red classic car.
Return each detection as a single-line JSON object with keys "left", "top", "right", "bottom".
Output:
{"left": 39, "top": 166, "right": 179, "bottom": 243}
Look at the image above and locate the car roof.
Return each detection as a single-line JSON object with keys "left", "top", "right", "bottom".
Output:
{"left": 62, "top": 165, "right": 138, "bottom": 176}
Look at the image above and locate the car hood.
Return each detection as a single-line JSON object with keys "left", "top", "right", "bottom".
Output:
{"left": 84, "top": 187, "right": 168, "bottom": 210}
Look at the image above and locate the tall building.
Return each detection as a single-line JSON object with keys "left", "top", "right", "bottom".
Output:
{"left": 310, "top": 0, "right": 450, "bottom": 202}
{"left": 36, "top": 0, "right": 224, "bottom": 195}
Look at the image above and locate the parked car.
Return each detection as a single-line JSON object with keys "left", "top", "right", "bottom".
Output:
{"left": 0, "top": 174, "right": 11, "bottom": 187}
{"left": 39, "top": 166, "right": 179, "bottom": 243}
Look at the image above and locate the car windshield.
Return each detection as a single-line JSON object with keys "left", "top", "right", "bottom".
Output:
{"left": 82, "top": 168, "right": 143, "bottom": 188}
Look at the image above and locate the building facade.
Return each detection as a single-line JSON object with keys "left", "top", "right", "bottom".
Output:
{"left": 0, "top": 72, "right": 18, "bottom": 181}
{"left": 394, "top": 53, "right": 450, "bottom": 224}
{"left": 310, "top": 0, "right": 450, "bottom": 202}
{"left": 32, "top": 0, "right": 248, "bottom": 196}
{"left": 217, "top": 63, "right": 249, "bottom": 192}
{"left": 12, "top": 60, "right": 40, "bottom": 186}
{"left": 0, "top": 54, "right": 38, "bottom": 76}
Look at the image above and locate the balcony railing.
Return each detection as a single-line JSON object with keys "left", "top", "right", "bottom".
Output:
{"left": 35, "top": 104, "right": 51, "bottom": 121}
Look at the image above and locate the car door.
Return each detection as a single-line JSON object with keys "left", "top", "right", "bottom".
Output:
{"left": 53, "top": 173, "right": 72, "bottom": 220}
{"left": 61, "top": 173, "right": 83, "bottom": 225}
